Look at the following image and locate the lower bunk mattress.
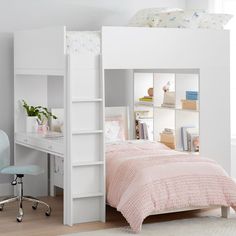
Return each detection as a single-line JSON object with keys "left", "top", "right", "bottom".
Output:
{"left": 106, "top": 140, "right": 236, "bottom": 232}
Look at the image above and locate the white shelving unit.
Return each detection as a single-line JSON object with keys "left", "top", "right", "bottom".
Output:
{"left": 134, "top": 71, "right": 199, "bottom": 153}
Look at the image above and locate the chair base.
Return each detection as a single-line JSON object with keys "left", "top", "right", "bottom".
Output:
{"left": 0, "top": 175, "right": 51, "bottom": 222}
{"left": 0, "top": 195, "right": 51, "bottom": 222}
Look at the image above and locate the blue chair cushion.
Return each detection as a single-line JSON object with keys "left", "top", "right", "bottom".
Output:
{"left": 0, "top": 165, "right": 44, "bottom": 175}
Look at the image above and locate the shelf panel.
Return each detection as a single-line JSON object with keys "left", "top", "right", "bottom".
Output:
{"left": 72, "top": 161, "right": 104, "bottom": 167}
{"left": 154, "top": 106, "right": 199, "bottom": 112}
{"left": 72, "top": 192, "right": 104, "bottom": 199}
{"left": 135, "top": 101, "right": 153, "bottom": 107}
{"left": 72, "top": 130, "right": 103, "bottom": 135}
{"left": 72, "top": 98, "right": 103, "bottom": 103}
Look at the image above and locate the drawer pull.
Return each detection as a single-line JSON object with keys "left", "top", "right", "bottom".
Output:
{"left": 23, "top": 139, "right": 28, "bottom": 143}
{"left": 48, "top": 145, "right": 53, "bottom": 149}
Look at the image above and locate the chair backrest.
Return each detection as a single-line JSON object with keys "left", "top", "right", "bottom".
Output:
{"left": 0, "top": 130, "right": 10, "bottom": 170}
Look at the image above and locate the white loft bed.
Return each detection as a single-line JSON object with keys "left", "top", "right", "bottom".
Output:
{"left": 14, "top": 26, "right": 230, "bottom": 227}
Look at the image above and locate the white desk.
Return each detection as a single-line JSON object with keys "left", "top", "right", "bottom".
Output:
{"left": 15, "top": 132, "right": 64, "bottom": 196}
{"left": 15, "top": 132, "right": 64, "bottom": 157}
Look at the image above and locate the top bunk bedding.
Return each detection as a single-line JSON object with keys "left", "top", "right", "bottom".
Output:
{"left": 66, "top": 31, "right": 101, "bottom": 55}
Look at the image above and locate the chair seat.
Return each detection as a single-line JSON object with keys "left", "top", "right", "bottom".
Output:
{"left": 0, "top": 165, "right": 44, "bottom": 175}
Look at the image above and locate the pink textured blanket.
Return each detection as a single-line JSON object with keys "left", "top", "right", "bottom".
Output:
{"left": 106, "top": 140, "right": 236, "bottom": 233}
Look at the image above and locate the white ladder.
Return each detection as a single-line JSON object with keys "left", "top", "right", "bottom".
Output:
{"left": 65, "top": 53, "right": 105, "bottom": 225}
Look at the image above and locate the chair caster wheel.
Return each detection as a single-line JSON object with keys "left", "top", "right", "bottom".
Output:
{"left": 0, "top": 205, "right": 4, "bottom": 211}
{"left": 32, "top": 203, "right": 38, "bottom": 210}
{"left": 16, "top": 216, "right": 22, "bottom": 222}
{"left": 45, "top": 207, "right": 51, "bottom": 217}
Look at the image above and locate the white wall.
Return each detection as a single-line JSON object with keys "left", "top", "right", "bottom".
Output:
{"left": 186, "top": 0, "right": 223, "bottom": 12}
{"left": 0, "top": 0, "right": 186, "bottom": 187}
{"left": 0, "top": 33, "right": 13, "bottom": 184}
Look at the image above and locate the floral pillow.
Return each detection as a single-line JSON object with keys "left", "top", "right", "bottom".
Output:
{"left": 105, "top": 116, "right": 126, "bottom": 143}
{"left": 150, "top": 10, "right": 203, "bottom": 28}
{"left": 128, "top": 8, "right": 183, "bottom": 27}
{"left": 199, "top": 13, "right": 233, "bottom": 29}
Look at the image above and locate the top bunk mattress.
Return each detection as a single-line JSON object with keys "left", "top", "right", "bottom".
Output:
{"left": 66, "top": 31, "right": 101, "bottom": 55}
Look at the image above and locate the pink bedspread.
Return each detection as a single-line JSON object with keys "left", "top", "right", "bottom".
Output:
{"left": 106, "top": 140, "right": 236, "bottom": 233}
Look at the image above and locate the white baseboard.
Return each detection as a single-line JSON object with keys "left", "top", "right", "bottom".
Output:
{"left": 0, "top": 183, "right": 13, "bottom": 197}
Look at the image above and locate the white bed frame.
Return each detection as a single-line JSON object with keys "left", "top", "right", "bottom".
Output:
{"left": 14, "top": 26, "right": 231, "bottom": 226}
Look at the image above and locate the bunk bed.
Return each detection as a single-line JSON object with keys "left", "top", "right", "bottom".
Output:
{"left": 14, "top": 26, "right": 231, "bottom": 229}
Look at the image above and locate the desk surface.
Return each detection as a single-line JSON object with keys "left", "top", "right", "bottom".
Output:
{"left": 15, "top": 132, "right": 64, "bottom": 158}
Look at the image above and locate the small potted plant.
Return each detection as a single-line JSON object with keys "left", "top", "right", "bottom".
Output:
{"left": 22, "top": 100, "right": 57, "bottom": 133}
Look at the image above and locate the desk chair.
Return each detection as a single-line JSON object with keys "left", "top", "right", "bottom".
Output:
{"left": 0, "top": 130, "right": 51, "bottom": 222}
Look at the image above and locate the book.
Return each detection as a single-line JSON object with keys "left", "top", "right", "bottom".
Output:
{"left": 139, "top": 97, "right": 153, "bottom": 102}
{"left": 181, "top": 126, "right": 194, "bottom": 151}
{"left": 161, "top": 103, "right": 175, "bottom": 108}
{"left": 136, "top": 101, "right": 153, "bottom": 107}
{"left": 186, "top": 128, "right": 199, "bottom": 152}
{"left": 136, "top": 118, "right": 153, "bottom": 140}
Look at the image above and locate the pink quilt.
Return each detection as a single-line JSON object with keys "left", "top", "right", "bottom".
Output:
{"left": 106, "top": 140, "right": 236, "bottom": 233}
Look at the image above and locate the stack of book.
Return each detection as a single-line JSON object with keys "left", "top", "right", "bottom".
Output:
{"left": 181, "top": 126, "right": 199, "bottom": 152}
{"left": 139, "top": 96, "right": 153, "bottom": 102}
{"left": 135, "top": 117, "right": 153, "bottom": 140}
{"left": 160, "top": 128, "right": 175, "bottom": 149}
{"left": 138, "top": 96, "right": 153, "bottom": 106}
{"left": 181, "top": 91, "right": 199, "bottom": 110}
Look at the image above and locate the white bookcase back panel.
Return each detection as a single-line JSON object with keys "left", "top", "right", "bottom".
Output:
{"left": 15, "top": 75, "right": 48, "bottom": 132}
{"left": 73, "top": 197, "right": 102, "bottom": 224}
{"left": 153, "top": 108, "right": 175, "bottom": 141}
{"left": 134, "top": 73, "right": 153, "bottom": 102}
{"left": 175, "top": 110, "right": 199, "bottom": 150}
{"left": 72, "top": 166, "right": 102, "bottom": 195}
{"left": 71, "top": 103, "right": 101, "bottom": 131}
{"left": 175, "top": 74, "right": 199, "bottom": 109}
{"left": 71, "top": 134, "right": 102, "bottom": 163}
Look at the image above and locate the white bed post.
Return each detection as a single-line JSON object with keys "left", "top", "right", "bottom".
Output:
{"left": 221, "top": 206, "right": 230, "bottom": 218}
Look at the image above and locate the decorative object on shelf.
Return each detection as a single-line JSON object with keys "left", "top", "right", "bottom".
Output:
{"left": 22, "top": 100, "right": 57, "bottom": 133}
{"left": 50, "top": 108, "right": 64, "bottom": 134}
{"left": 181, "top": 126, "right": 199, "bottom": 152}
{"left": 162, "top": 81, "right": 171, "bottom": 92}
{"left": 161, "top": 91, "right": 175, "bottom": 108}
{"left": 147, "top": 87, "right": 153, "bottom": 97}
{"left": 37, "top": 123, "right": 49, "bottom": 135}
{"left": 160, "top": 128, "right": 175, "bottom": 149}
{"left": 186, "top": 91, "right": 198, "bottom": 100}
{"left": 138, "top": 88, "right": 154, "bottom": 106}
{"left": 181, "top": 99, "right": 198, "bottom": 110}
{"left": 193, "top": 136, "right": 200, "bottom": 152}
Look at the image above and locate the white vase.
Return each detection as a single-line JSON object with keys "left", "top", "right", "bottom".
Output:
{"left": 26, "top": 116, "right": 38, "bottom": 133}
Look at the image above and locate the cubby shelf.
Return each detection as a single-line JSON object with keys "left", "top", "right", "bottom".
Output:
{"left": 134, "top": 72, "right": 199, "bottom": 152}
{"left": 155, "top": 106, "right": 199, "bottom": 113}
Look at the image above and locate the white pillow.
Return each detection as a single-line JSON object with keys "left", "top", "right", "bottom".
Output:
{"left": 150, "top": 10, "right": 203, "bottom": 28}
{"left": 199, "top": 13, "right": 233, "bottom": 29}
{"left": 128, "top": 8, "right": 183, "bottom": 27}
{"left": 105, "top": 116, "right": 125, "bottom": 143}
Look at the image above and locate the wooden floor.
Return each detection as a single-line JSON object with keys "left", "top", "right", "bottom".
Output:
{"left": 0, "top": 196, "right": 227, "bottom": 236}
